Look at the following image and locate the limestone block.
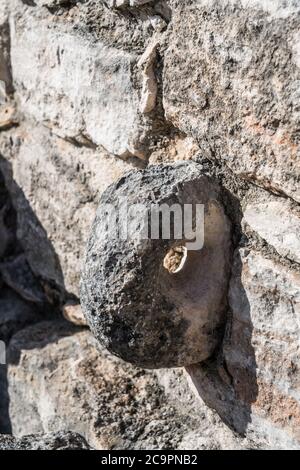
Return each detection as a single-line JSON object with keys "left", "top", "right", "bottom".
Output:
{"left": 244, "top": 199, "right": 300, "bottom": 264}
{"left": 6, "top": 321, "right": 199, "bottom": 449}
{"left": 0, "top": 431, "right": 90, "bottom": 450}
{"left": 163, "top": 0, "right": 300, "bottom": 201}
{"left": 0, "top": 124, "right": 134, "bottom": 297}
{"left": 187, "top": 249, "right": 300, "bottom": 449}
{"left": 9, "top": 6, "right": 145, "bottom": 158}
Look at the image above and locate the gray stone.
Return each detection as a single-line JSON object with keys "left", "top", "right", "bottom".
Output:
{"left": 35, "top": 1, "right": 85, "bottom": 6}
{"left": 62, "top": 301, "right": 88, "bottom": 326}
{"left": 0, "top": 123, "right": 135, "bottom": 297}
{"left": 81, "top": 161, "right": 232, "bottom": 368}
{"left": 244, "top": 199, "right": 300, "bottom": 264}
{"left": 106, "top": 0, "right": 154, "bottom": 7}
{"left": 1, "top": 0, "right": 300, "bottom": 451}
{"left": 0, "top": 0, "right": 13, "bottom": 99}
{"left": 0, "top": 286, "right": 41, "bottom": 342}
{"left": 0, "top": 254, "right": 46, "bottom": 304}
{"left": 163, "top": 0, "right": 300, "bottom": 202}
{"left": 6, "top": 320, "right": 209, "bottom": 450}
{"left": 0, "top": 431, "right": 90, "bottom": 450}
{"left": 9, "top": 2, "right": 150, "bottom": 159}
{"left": 186, "top": 248, "right": 300, "bottom": 449}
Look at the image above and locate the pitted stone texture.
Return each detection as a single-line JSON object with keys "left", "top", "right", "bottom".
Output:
{"left": 6, "top": 321, "right": 205, "bottom": 450}
{"left": 163, "top": 0, "right": 300, "bottom": 201}
{"left": 0, "top": 286, "right": 41, "bottom": 343}
{"left": 0, "top": 124, "right": 134, "bottom": 297}
{"left": 187, "top": 248, "right": 300, "bottom": 449}
{"left": 34, "top": 1, "right": 86, "bottom": 6}
{"left": 0, "top": 431, "right": 90, "bottom": 450}
{"left": 81, "top": 161, "right": 231, "bottom": 368}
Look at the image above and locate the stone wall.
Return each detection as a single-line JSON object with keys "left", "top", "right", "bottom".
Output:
{"left": 0, "top": 0, "right": 299, "bottom": 449}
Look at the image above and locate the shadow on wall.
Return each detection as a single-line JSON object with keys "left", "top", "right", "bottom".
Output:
{"left": 0, "top": 153, "right": 258, "bottom": 437}
{"left": 0, "top": 155, "right": 66, "bottom": 303}
{"left": 0, "top": 155, "right": 68, "bottom": 434}
{"left": 186, "top": 190, "right": 258, "bottom": 436}
{"left": 0, "top": 365, "right": 11, "bottom": 434}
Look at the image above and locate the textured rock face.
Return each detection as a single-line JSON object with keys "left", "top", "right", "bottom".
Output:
{"left": 187, "top": 247, "right": 300, "bottom": 449}
{"left": 81, "top": 162, "right": 232, "bottom": 368}
{"left": 9, "top": 1, "right": 165, "bottom": 159}
{"left": 0, "top": 0, "right": 299, "bottom": 451}
{"left": 0, "top": 286, "right": 41, "bottom": 343}
{"left": 244, "top": 199, "right": 300, "bottom": 264}
{"left": 163, "top": 0, "right": 300, "bottom": 202}
{"left": 5, "top": 320, "right": 258, "bottom": 450}
{"left": 5, "top": 320, "right": 211, "bottom": 449}
{"left": 0, "top": 124, "right": 134, "bottom": 298}
{"left": 0, "top": 431, "right": 90, "bottom": 450}
{"left": 0, "top": 0, "right": 12, "bottom": 100}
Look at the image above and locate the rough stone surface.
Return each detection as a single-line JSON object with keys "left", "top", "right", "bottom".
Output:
{"left": 0, "top": 255, "right": 46, "bottom": 304}
{"left": 0, "top": 0, "right": 299, "bottom": 451}
{"left": 0, "top": 0, "right": 13, "bottom": 99}
{"left": 163, "top": 0, "right": 300, "bottom": 202}
{"left": 81, "top": 161, "right": 232, "bottom": 368}
{"left": 6, "top": 320, "right": 258, "bottom": 450}
{"left": 0, "top": 159, "right": 49, "bottom": 345}
{"left": 9, "top": 1, "right": 162, "bottom": 159}
{"left": 0, "top": 431, "right": 90, "bottom": 450}
{"left": 187, "top": 249, "right": 300, "bottom": 449}
{"left": 0, "top": 123, "right": 135, "bottom": 298}
{"left": 244, "top": 199, "right": 300, "bottom": 264}
{"left": 63, "top": 302, "right": 88, "bottom": 326}
{"left": 0, "top": 286, "right": 42, "bottom": 343}
{"left": 106, "top": 0, "right": 155, "bottom": 7}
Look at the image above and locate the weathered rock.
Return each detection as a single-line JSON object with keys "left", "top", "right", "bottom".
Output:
{"left": 8, "top": 2, "right": 155, "bottom": 159}
{"left": 244, "top": 199, "right": 300, "bottom": 264}
{"left": 35, "top": 1, "right": 84, "bottom": 6}
{"left": 0, "top": 104, "right": 17, "bottom": 130}
{"left": 0, "top": 0, "right": 299, "bottom": 451}
{"left": 6, "top": 320, "right": 211, "bottom": 450}
{"left": 0, "top": 124, "right": 135, "bottom": 297}
{"left": 0, "top": 163, "right": 47, "bottom": 342}
{"left": 187, "top": 249, "right": 300, "bottom": 449}
{"left": 81, "top": 161, "right": 232, "bottom": 368}
{"left": 0, "top": 0, "right": 13, "bottom": 99}
{"left": 0, "top": 254, "right": 46, "bottom": 304}
{"left": 0, "top": 168, "right": 20, "bottom": 254}
{"left": 0, "top": 431, "right": 90, "bottom": 450}
{"left": 154, "top": 367, "right": 258, "bottom": 450}
{"left": 0, "top": 168, "right": 14, "bottom": 260}
{"left": 163, "top": 0, "right": 300, "bottom": 202}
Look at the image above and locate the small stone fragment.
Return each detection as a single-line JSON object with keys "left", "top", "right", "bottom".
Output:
{"left": 138, "top": 38, "right": 159, "bottom": 114}
{"left": 0, "top": 105, "right": 17, "bottom": 131}
{"left": 63, "top": 301, "right": 88, "bottom": 326}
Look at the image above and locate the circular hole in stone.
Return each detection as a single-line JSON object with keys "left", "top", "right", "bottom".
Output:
{"left": 163, "top": 245, "right": 188, "bottom": 274}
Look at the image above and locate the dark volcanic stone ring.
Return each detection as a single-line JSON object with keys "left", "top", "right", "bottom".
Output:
{"left": 80, "top": 161, "right": 231, "bottom": 368}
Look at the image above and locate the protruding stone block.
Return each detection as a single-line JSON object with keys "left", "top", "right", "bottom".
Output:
{"left": 81, "top": 162, "right": 232, "bottom": 368}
